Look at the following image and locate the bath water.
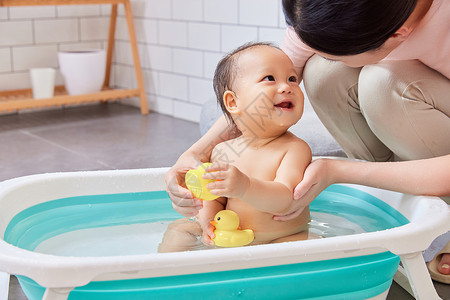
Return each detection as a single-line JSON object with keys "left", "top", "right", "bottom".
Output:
{"left": 33, "top": 212, "right": 364, "bottom": 256}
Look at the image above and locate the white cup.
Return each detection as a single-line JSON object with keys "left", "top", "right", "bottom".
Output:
{"left": 30, "top": 68, "right": 56, "bottom": 99}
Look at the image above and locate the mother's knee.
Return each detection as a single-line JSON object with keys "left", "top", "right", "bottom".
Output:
{"left": 358, "top": 60, "right": 433, "bottom": 113}
{"left": 358, "top": 61, "right": 450, "bottom": 160}
{"left": 303, "top": 54, "right": 360, "bottom": 104}
{"left": 358, "top": 62, "right": 405, "bottom": 117}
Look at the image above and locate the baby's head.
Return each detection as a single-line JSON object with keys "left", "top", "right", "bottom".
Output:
{"left": 213, "top": 42, "right": 304, "bottom": 134}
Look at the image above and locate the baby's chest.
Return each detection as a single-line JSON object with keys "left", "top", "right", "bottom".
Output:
{"left": 218, "top": 149, "right": 283, "bottom": 180}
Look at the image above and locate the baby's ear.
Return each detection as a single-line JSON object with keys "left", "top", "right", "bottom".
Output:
{"left": 223, "top": 91, "right": 241, "bottom": 115}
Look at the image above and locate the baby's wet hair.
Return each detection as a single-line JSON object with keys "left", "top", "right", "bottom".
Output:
{"left": 213, "top": 42, "right": 280, "bottom": 126}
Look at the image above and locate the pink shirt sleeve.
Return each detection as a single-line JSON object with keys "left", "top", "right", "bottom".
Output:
{"left": 280, "top": 26, "right": 315, "bottom": 77}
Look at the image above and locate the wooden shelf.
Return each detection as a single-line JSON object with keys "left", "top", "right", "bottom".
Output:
{"left": 0, "top": 0, "right": 124, "bottom": 7}
{"left": 0, "top": 0, "right": 149, "bottom": 114}
{"left": 0, "top": 86, "right": 140, "bottom": 112}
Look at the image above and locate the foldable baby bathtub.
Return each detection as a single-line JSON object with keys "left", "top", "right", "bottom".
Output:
{"left": 0, "top": 168, "right": 448, "bottom": 300}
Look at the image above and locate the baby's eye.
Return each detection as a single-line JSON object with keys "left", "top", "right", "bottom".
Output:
{"left": 289, "top": 76, "right": 298, "bottom": 83}
{"left": 262, "top": 75, "right": 275, "bottom": 81}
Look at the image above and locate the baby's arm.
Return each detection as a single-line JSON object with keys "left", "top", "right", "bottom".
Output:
{"left": 205, "top": 140, "right": 311, "bottom": 214}
{"left": 197, "top": 197, "right": 227, "bottom": 245}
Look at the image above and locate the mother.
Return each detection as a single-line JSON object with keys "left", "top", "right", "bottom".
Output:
{"left": 165, "top": 0, "right": 450, "bottom": 283}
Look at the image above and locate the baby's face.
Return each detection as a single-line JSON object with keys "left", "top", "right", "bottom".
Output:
{"left": 231, "top": 46, "right": 304, "bottom": 136}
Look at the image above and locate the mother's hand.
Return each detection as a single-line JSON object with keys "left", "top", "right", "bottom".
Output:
{"left": 273, "top": 159, "right": 334, "bottom": 221}
{"left": 165, "top": 154, "right": 204, "bottom": 217}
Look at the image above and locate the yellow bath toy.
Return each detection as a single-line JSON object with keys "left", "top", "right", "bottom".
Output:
{"left": 210, "top": 210, "right": 254, "bottom": 247}
{"left": 185, "top": 163, "right": 219, "bottom": 201}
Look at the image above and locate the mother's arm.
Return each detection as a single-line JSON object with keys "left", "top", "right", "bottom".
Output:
{"left": 274, "top": 155, "right": 450, "bottom": 221}
{"left": 164, "top": 115, "right": 240, "bottom": 216}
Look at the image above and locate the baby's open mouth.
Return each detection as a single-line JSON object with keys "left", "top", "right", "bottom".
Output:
{"left": 274, "top": 101, "right": 294, "bottom": 109}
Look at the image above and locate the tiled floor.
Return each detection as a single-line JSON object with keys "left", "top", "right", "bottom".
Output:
{"left": 1, "top": 103, "right": 447, "bottom": 299}
{"left": 0, "top": 103, "right": 201, "bottom": 181}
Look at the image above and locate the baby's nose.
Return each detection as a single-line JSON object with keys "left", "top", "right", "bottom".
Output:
{"left": 278, "top": 82, "right": 292, "bottom": 93}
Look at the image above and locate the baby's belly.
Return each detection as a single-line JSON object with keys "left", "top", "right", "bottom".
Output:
{"left": 226, "top": 201, "right": 310, "bottom": 244}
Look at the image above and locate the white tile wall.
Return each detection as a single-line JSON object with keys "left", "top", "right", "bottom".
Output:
{"left": 0, "top": 20, "right": 33, "bottom": 46}
{"left": 114, "top": 17, "right": 129, "bottom": 41}
{"left": 135, "top": 19, "right": 158, "bottom": 44}
{"left": 13, "top": 45, "right": 59, "bottom": 71}
{"left": 221, "top": 25, "right": 259, "bottom": 52}
{"left": 188, "top": 77, "right": 216, "bottom": 105}
{"left": 114, "top": 64, "right": 137, "bottom": 89}
{"left": 204, "top": 52, "right": 224, "bottom": 79}
{"left": 204, "top": 0, "right": 238, "bottom": 24}
{"left": 259, "top": 27, "right": 287, "bottom": 44}
{"left": 173, "top": 48, "right": 203, "bottom": 77}
{"left": 173, "top": 100, "right": 202, "bottom": 123}
{"left": 142, "top": 45, "right": 172, "bottom": 71}
{"left": 114, "top": 40, "right": 134, "bottom": 65}
{"left": 187, "top": 23, "right": 220, "bottom": 51}
{"left": 56, "top": 5, "right": 102, "bottom": 17}
{"left": 9, "top": 6, "right": 56, "bottom": 19}
{"left": 0, "top": 48, "right": 11, "bottom": 73}
{"left": 0, "top": 0, "right": 287, "bottom": 123}
{"left": 239, "top": 0, "right": 279, "bottom": 26}
{"left": 34, "top": 19, "right": 79, "bottom": 44}
{"left": 149, "top": 94, "right": 174, "bottom": 116}
{"left": 172, "top": 0, "right": 203, "bottom": 22}
{"left": 0, "top": 72, "right": 29, "bottom": 90}
{"left": 143, "top": 69, "right": 158, "bottom": 95}
{"left": 137, "top": 0, "right": 171, "bottom": 19}
{"left": 0, "top": 8, "right": 8, "bottom": 20}
{"left": 159, "top": 72, "right": 188, "bottom": 100}
{"left": 158, "top": 20, "right": 188, "bottom": 47}
{"left": 80, "top": 17, "right": 110, "bottom": 41}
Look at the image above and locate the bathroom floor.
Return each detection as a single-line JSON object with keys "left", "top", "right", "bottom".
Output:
{"left": 0, "top": 103, "right": 447, "bottom": 300}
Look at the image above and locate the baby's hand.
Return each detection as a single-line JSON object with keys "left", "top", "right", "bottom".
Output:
{"left": 203, "top": 162, "right": 250, "bottom": 198}
{"left": 201, "top": 222, "right": 216, "bottom": 246}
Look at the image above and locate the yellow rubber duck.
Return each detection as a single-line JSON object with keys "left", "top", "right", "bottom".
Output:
{"left": 185, "top": 163, "right": 219, "bottom": 201}
{"left": 210, "top": 210, "right": 254, "bottom": 247}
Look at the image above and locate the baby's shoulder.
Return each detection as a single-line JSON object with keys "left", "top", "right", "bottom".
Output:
{"left": 211, "top": 138, "right": 241, "bottom": 163}
{"left": 279, "top": 132, "right": 311, "bottom": 152}
{"left": 212, "top": 139, "right": 234, "bottom": 153}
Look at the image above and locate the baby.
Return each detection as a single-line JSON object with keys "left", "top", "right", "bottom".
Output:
{"left": 159, "top": 42, "right": 312, "bottom": 252}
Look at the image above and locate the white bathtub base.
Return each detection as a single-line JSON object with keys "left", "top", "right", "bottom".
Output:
{"left": 400, "top": 252, "right": 441, "bottom": 300}
{"left": 394, "top": 267, "right": 414, "bottom": 297}
{"left": 0, "top": 272, "right": 9, "bottom": 300}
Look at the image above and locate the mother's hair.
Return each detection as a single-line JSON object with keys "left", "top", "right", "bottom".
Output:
{"left": 282, "top": 0, "right": 418, "bottom": 56}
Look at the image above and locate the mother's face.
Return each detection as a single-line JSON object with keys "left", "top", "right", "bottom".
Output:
{"left": 315, "top": 31, "right": 406, "bottom": 67}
